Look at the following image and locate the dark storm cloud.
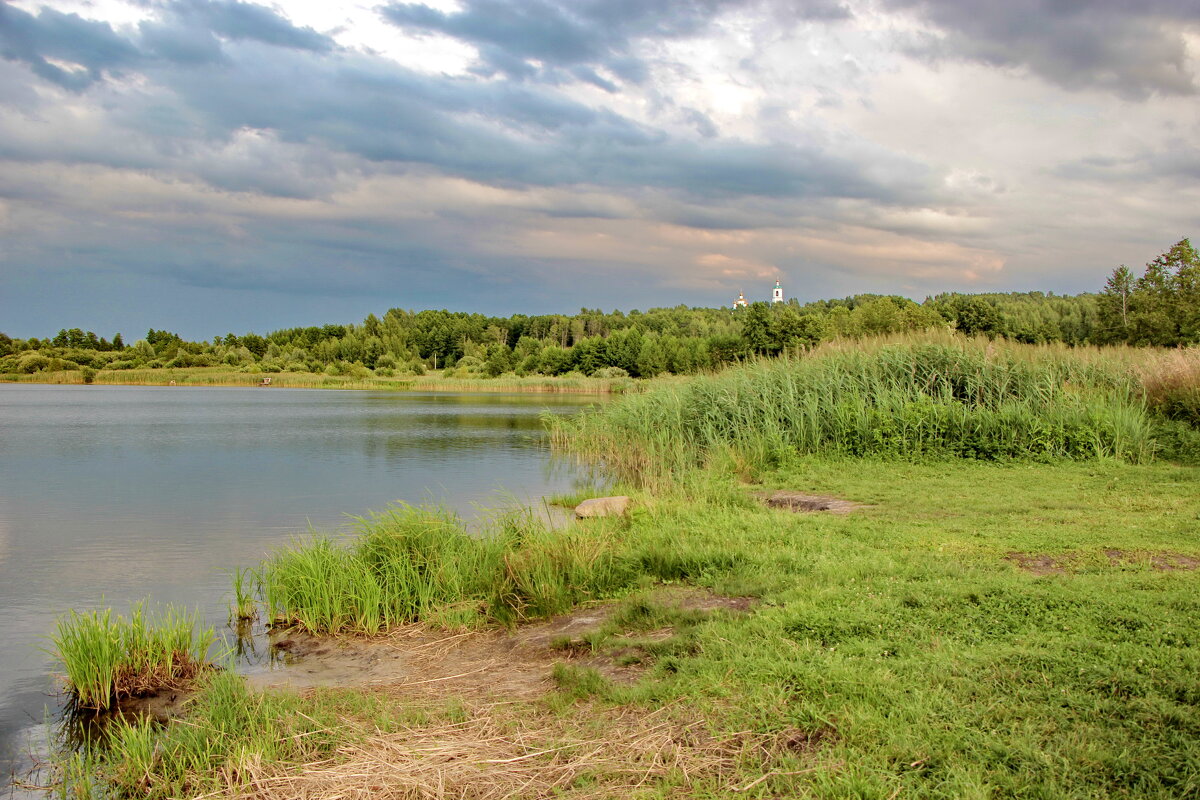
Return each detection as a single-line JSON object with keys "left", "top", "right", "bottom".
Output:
{"left": 168, "top": 0, "right": 334, "bottom": 52}
{"left": 0, "top": 4, "right": 938, "bottom": 208}
{"left": 0, "top": 4, "right": 140, "bottom": 89}
{"left": 157, "top": 44, "right": 935, "bottom": 203}
{"left": 0, "top": 0, "right": 334, "bottom": 87}
{"left": 379, "top": 0, "right": 850, "bottom": 83}
{"left": 888, "top": 0, "right": 1200, "bottom": 98}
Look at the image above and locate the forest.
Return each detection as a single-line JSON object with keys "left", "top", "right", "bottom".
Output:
{"left": 1, "top": 238, "right": 1195, "bottom": 381}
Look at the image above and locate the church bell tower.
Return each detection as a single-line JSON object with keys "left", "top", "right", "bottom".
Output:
{"left": 772, "top": 280, "right": 784, "bottom": 304}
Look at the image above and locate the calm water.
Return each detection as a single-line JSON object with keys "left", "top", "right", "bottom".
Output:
{"left": 0, "top": 384, "right": 597, "bottom": 789}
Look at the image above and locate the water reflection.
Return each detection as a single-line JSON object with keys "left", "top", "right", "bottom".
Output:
{"left": 0, "top": 386, "right": 600, "bottom": 791}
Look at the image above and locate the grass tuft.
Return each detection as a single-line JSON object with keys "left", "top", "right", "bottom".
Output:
{"left": 50, "top": 602, "right": 214, "bottom": 711}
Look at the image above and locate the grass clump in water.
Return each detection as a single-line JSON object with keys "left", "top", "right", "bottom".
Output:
{"left": 50, "top": 603, "right": 214, "bottom": 712}
{"left": 257, "top": 504, "right": 632, "bottom": 634}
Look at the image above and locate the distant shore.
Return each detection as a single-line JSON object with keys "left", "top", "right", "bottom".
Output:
{"left": 0, "top": 366, "right": 638, "bottom": 394}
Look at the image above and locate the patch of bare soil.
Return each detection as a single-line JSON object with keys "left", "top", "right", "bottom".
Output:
{"left": 1004, "top": 552, "right": 1070, "bottom": 575}
{"left": 247, "top": 587, "right": 754, "bottom": 698}
{"left": 1104, "top": 549, "right": 1200, "bottom": 571}
{"left": 220, "top": 700, "right": 836, "bottom": 800}
{"left": 1005, "top": 550, "right": 1200, "bottom": 575}
{"left": 758, "top": 491, "right": 865, "bottom": 514}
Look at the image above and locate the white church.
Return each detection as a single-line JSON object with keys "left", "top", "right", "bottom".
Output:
{"left": 733, "top": 280, "right": 784, "bottom": 308}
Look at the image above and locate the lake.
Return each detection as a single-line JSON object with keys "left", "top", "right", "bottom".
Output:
{"left": 0, "top": 384, "right": 597, "bottom": 790}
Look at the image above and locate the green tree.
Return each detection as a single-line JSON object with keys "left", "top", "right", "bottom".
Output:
{"left": 636, "top": 335, "right": 668, "bottom": 377}
{"left": 1098, "top": 265, "right": 1134, "bottom": 343}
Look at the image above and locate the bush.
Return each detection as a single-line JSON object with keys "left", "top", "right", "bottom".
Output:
{"left": 17, "top": 353, "right": 50, "bottom": 373}
{"left": 593, "top": 366, "right": 630, "bottom": 378}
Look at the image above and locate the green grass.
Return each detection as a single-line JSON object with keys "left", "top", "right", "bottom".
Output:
{"left": 50, "top": 461, "right": 1200, "bottom": 798}
{"left": 49, "top": 603, "right": 215, "bottom": 711}
{"left": 532, "top": 460, "right": 1200, "bottom": 798}
{"left": 548, "top": 334, "right": 1185, "bottom": 488}
{"left": 256, "top": 504, "right": 633, "bottom": 633}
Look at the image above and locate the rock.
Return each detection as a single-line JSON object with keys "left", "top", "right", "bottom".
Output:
{"left": 574, "top": 496, "right": 632, "bottom": 519}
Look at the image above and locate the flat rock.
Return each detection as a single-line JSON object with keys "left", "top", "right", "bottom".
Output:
{"left": 574, "top": 496, "right": 632, "bottom": 518}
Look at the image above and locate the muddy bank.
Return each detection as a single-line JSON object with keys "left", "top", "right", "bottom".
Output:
{"left": 247, "top": 586, "right": 754, "bottom": 699}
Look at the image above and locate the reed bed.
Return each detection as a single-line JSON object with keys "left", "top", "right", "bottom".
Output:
{"left": 68, "top": 671, "right": 365, "bottom": 799}
{"left": 1138, "top": 347, "right": 1200, "bottom": 425}
{"left": 256, "top": 505, "right": 631, "bottom": 634}
{"left": 50, "top": 603, "right": 215, "bottom": 711}
{"left": 549, "top": 334, "right": 1169, "bottom": 487}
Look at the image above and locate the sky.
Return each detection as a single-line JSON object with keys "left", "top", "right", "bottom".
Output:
{"left": 1, "top": 0, "right": 1198, "bottom": 340}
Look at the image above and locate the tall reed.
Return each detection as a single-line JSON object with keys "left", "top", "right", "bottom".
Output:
{"left": 549, "top": 334, "right": 1161, "bottom": 487}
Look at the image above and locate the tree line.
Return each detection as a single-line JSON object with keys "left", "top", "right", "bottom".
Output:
{"left": 1, "top": 238, "right": 1194, "bottom": 379}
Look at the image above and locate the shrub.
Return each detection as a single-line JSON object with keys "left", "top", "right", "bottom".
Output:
{"left": 17, "top": 353, "right": 50, "bottom": 373}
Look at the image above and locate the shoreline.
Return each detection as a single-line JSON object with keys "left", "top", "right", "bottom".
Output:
{"left": 0, "top": 368, "right": 638, "bottom": 395}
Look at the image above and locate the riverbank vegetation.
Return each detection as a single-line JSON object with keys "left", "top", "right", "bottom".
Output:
{"left": 2, "top": 366, "right": 635, "bottom": 393}
{"left": 48, "top": 457, "right": 1200, "bottom": 798}
{"left": 550, "top": 332, "right": 1200, "bottom": 487}
{"left": 50, "top": 604, "right": 214, "bottom": 712}
{"left": 5, "top": 238, "right": 1195, "bottom": 388}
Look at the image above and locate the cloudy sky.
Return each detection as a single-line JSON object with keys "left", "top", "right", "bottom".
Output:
{"left": 1, "top": 0, "right": 1198, "bottom": 339}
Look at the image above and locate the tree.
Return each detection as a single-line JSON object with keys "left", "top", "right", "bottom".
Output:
{"left": 1098, "top": 265, "right": 1134, "bottom": 343}
{"left": 636, "top": 335, "right": 668, "bottom": 378}
{"left": 952, "top": 297, "right": 1001, "bottom": 338}
{"left": 741, "top": 302, "right": 775, "bottom": 355}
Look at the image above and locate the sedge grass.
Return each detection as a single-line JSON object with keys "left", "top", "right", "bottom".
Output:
{"left": 256, "top": 504, "right": 633, "bottom": 634}
{"left": 550, "top": 334, "right": 1169, "bottom": 488}
{"left": 50, "top": 603, "right": 215, "bottom": 711}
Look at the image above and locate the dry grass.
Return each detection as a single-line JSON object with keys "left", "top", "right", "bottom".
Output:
{"left": 1138, "top": 347, "right": 1200, "bottom": 424}
{"left": 215, "top": 700, "right": 829, "bottom": 800}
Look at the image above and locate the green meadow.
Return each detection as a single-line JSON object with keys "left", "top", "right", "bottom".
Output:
{"left": 46, "top": 334, "right": 1199, "bottom": 799}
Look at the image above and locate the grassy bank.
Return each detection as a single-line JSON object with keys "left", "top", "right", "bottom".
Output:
{"left": 45, "top": 335, "right": 1200, "bottom": 798}
{"left": 50, "top": 460, "right": 1200, "bottom": 798}
{"left": 1, "top": 367, "right": 638, "bottom": 393}
{"left": 550, "top": 333, "right": 1199, "bottom": 487}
